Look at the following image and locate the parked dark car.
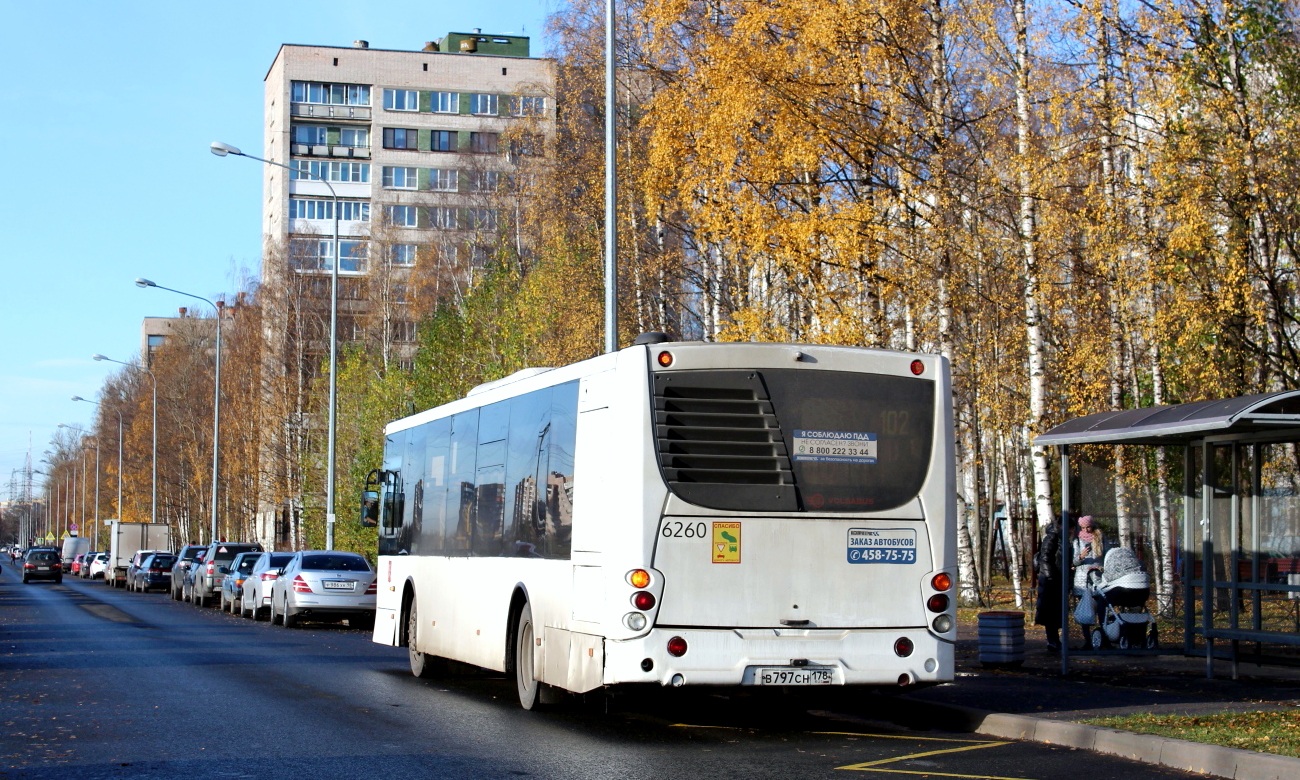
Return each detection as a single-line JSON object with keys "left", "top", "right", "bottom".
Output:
{"left": 190, "top": 541, "right": 264, "bottom": 607}
{"left": 170, "top": 544, "right": 208, "bottom": 601}
{"left": 126, "top": 549, "right": 169, "bottom": 592}
{"left": 22, "top": 548, "right": 64, "bottom": 584}
{"left": 219, "top": 551, "right": 263, "bottom": 613}
{"left": 131, "top": 552, "right": 177, "bottom": 593}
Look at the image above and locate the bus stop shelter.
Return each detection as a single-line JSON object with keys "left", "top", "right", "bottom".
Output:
{"left": 1035, "top": 390, "right": 1300, "bottom": 677}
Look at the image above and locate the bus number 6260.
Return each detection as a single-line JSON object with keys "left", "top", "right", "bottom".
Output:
{"left": 661, "top": 521, "right": 707, "bottom": 539}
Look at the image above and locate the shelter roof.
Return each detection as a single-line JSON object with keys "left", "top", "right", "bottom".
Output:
{"left": 1034, "top": 391, "right": 1300, "bottom": 447}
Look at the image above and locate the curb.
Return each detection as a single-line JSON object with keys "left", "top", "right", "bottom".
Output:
{"left": 930, "top": 703, "right": 1300, "bottom": 780}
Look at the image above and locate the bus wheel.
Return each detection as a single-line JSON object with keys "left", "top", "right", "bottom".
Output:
{"left": 514, "top": 601, "right": 541, "bottom": 710}
{"left": 408, "top": 599, "right": 443, "bottom": 678}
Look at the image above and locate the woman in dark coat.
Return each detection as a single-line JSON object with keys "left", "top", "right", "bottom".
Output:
{"left": 1034, "top": 521, "right": 1064, "bottom": 652}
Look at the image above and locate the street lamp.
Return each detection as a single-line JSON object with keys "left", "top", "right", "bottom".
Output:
{"left": 94, "top": 354, "right": 156, "bottom": 525}
{"left": 212, "top": 139, "right": 340, "bottom": 549}
{"left": 59, "top": 424, "right": 97, "bottom": 543}
{"left": 73, "top": 395, "right": 121, "bottom": 541}
{"left": 135, "top": 278, "right": 223, "bottom": 544}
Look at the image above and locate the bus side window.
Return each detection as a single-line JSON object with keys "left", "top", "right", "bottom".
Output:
{"left": 361, "top": 490, "right": 380, "bottom": 527}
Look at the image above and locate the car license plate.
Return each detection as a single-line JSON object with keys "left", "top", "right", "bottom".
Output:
{"left": 36, "top": 566, "right": 49, "bottom": 571}
{"left": 755, "top": 667, "right": 833, "bottom": 685}
{"left": 322, "top": 580, "right": 353, "bottom": 590}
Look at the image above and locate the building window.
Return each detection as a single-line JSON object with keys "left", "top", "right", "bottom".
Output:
{"left": 289, "top": 197, "right": 370, "bottom": 222}
{"left": 431, "top": 91, "right": 458, "bottom": 113}
{"left": 429, "top": 168, "right": 458, "bottom": 192}
{"left": 384, "top": 88, "right": 419, "bottom": 112}
{"left": 291, "top": 238, "right": 367, "bottom": 273}
{"left": 510, "top": 95, "right": 545, "bottom": 117}
{"left": 383, "top": 127, "right": 419, "bottom": 150}
{"left": 339, "top": 127, "right": 369, "bottom": 148}
{"left": 430, "top": 130, "right": 456, "bottom": 152}
{"left": 470, "top": 170, "right": 500, "bottom": 193}
{"left": 470, "top": 93, "right": 498, "bottom": 116}
{"left": 291, "top": 160, "right": 370, "bottom": 183}
{"left": 470, "top": 132, "right": 499, "bottom": 154}
{"left": 508, "top": 133, "right": 543, "bottom": 159}
{"left": 467, "top": 208, "right": 498, "bottom": 231}
{"left": 293, "top": 125, "right": 328, "bottom": 145}
{"left": 388, "top": 205, "right": 418, "bottom": 227}
{"left": 292, "top": 81, "right": 370, "bottom": 106}
{"left": 392, "top": 283, "right": 410, "bottom": 304}
{"left": 390, "top": 244, "right": 417, "bottom": 266}
{"left": 391, "top": 321, "right": 417, "bottom": 343}
{"left": 382, "top": 166, "right": 419, "bottom": 189}
{"left": 428, "top": 206, "right": 458, "bottom": 230}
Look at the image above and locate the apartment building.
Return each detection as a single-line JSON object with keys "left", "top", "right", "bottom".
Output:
{"left": 255, "top": 33, "right": 555, "bottom": 547}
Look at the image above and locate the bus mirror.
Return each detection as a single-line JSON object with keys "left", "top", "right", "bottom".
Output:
{"left": 361, "top": 490, "right": 380, "bottom": 527}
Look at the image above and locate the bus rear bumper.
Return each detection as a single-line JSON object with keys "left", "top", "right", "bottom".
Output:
{"left": 604, "top": 627, "right": 953, "bottom": 688}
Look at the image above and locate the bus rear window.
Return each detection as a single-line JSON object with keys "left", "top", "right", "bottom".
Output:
{"left": 654, "top": 369, "right": 934, "bottom": 513}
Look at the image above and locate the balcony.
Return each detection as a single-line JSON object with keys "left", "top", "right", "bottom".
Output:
{"left": 291, "top": 144, "right": 372, "bottom": 159}
{"left": 291, "top": 103, "right": 372, "bottom": 121}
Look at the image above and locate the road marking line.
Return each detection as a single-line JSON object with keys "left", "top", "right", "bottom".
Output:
{"left": 838, "top": 740, "right": 1019, "bottom": 778}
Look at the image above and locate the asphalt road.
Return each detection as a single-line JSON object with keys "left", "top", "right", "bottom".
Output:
{"left": 1, "top": 561, "right": 1200, "bottom": 779}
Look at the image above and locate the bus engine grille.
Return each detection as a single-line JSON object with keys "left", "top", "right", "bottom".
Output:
{"left": 653, "top": 371, "right": 798, "bottom": 511}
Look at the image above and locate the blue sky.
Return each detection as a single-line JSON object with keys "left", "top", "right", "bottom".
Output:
{"left": 0, "top": 0, "right": 555, "bottom": 501}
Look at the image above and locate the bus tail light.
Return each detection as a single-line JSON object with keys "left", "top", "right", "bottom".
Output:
{"left": 927, "top": 594, "right": 949, "bottom": 613}
{"left": 631, "top": 591, "right": 656, "bottom": 611}
{"left": 894, "top": 637, "right": 914, "bottom": 657}
{"left": 666, "top": 636, "right": 688, "bottom": 657}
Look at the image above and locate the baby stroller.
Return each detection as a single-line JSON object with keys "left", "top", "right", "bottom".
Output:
{"left": 1074, "top": 547, "right": 1159, "bottom": 650}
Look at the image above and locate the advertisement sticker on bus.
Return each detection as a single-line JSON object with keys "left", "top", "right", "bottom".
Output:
{"left": 791, "top": 429, "right": 878, "bottom": 464}
{"left": 712, "top": 521, "right": 741, "bottom": 564}
{"left": 846, "top": 528, "right": 916, "bottom": 564}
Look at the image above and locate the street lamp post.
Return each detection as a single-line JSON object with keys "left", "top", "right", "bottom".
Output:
{"left": 135, "top": 278, "right": 223, "bottom": 544}
{"left": 73, "top": 395, "right": 120, "bottom": 546}
{"left": 60, "top": 423, "right": 100, "bottom": 547}
{"left": 212, "top": 139, "right": 340, "bottom": 549}
{"left": 94, "top": 354, "right": 157, "bottom": 525}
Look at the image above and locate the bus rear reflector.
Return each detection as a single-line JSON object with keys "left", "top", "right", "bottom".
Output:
{"left": 894, "top": 637, "right": 914, "bottom": 657}
{"left": 667, "top": 636, "right": 688, "bottom": 657}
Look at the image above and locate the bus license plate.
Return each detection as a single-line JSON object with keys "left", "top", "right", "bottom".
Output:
{"left": 755, "top": 667, "right": 833, "bottom": 686}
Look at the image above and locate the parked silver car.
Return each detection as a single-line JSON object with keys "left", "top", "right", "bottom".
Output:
{"left": 219, "top": 551, "right": 263, "bottom": 613}
{"left": 269, "top": 551, "right": 376, "bottom": 629}
{"left": 239, "top": 552, "right": 294, "bottom": 620}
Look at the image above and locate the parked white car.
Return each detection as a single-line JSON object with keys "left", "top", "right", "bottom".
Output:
{"left": 269, "top": 551, "right": 376, "bottom": 629}
{"left": 87, "top": 552, "right": 110, "bottom": 579}
{"left": 239, "top": 552, "right": 294, "bottom": 620}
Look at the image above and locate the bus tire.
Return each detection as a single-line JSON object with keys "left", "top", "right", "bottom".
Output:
{"left": 514, "top": 601, "right": 542, "bottom": 710}
{"left": 408, "top": 598, "right": 443, "bottom": 678}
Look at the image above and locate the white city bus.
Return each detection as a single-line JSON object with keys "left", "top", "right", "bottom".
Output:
{"left": 363, "top": 336, "right": 956, "bottom": 708}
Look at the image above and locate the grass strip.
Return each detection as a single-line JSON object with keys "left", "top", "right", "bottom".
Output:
{"left": 1086, "top": 710, "right": 1300, "bottom": 758}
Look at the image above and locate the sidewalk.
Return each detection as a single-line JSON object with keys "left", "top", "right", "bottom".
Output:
{"left": 889, "top": 615, "right": 1300, "bottom": 779}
